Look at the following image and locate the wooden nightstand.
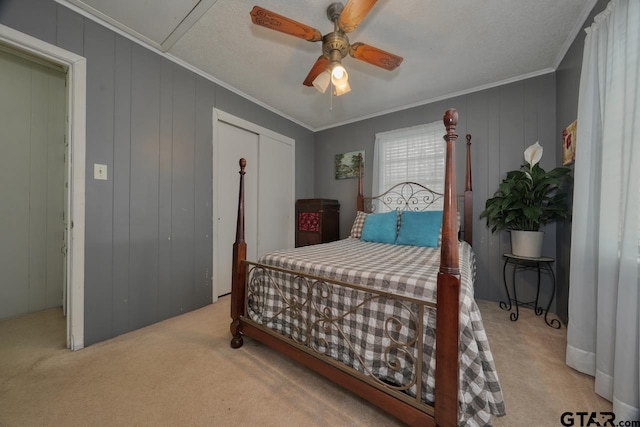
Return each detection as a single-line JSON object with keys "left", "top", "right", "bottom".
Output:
{"left": 295, "top": 199, "right": 340, "bottom": 247}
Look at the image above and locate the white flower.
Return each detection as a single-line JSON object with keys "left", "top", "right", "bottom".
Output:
{"left": 524, "top": 142, "right": 543, "bottom": 169}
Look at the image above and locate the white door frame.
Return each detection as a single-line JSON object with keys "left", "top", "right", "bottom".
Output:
{"left": 212, "top": 109, "right": 295, "bottom": 302}
{"left": 0, "top": 24, "right": 86, "bottom": 350}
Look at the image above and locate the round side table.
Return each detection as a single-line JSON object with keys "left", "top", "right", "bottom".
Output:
{"left": 500, "top": 253, "right": 561, "bottom": 329}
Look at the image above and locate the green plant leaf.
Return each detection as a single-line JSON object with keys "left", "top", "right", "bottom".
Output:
{"left": 480, "top": 158, "right": 572, "bottom": 233}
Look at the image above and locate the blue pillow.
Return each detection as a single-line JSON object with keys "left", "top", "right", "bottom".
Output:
{"left": 396, "top": 210, "right": 443, "bottom": 247}
{"left": 360, "top": 211, "right": 398, "bottom": 244}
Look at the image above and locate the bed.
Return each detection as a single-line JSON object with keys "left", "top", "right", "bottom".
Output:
{"left": 229, "top": 109, "right": 505, "bottom": 426}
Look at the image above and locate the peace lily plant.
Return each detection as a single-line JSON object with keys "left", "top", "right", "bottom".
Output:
{"left": 480, "top": 142, "right": 572, "bottom": 233}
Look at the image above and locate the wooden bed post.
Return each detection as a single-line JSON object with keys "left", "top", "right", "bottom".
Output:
{"left": 435, "top": 109, "right": 461, "bottom": 427}
{"left": 356, "top": 153, "right": 364, "bottom": 212}
{"left": 464, "top": 134, "right": 473, "bottom": 246}
{"left": 230, "top": 158, "right": 247, "bottom": 349}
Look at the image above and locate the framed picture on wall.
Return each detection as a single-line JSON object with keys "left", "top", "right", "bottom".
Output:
{"left": 562, "top": 120, "right": 577, "bottom": 165}
{"left": 335, "top": 150, "right": 364, "bottom": 180}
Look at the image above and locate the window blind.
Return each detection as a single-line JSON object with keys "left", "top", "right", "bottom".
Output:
{"left": 373, "top": 121, "right": 445, "bottom": 211}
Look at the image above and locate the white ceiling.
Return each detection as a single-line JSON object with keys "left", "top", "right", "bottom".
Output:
{"left": 59, "top": 0, "right": 596, "bottom": 131}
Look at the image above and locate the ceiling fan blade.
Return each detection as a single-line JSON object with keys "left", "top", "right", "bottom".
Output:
{"left": 338, "top": 0, "right": 378, "bottom": 33}
{"left": 250, "top": 6, "right": 322, "bottom": 42}
{"left": 349, "top": 42, "right": 403, "bottom": 71}
{"left": 303, "top": 56, "right": 330, "bottom": 87}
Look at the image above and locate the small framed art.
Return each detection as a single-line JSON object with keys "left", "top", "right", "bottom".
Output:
{"left": 335, "top": 150, "right": 364, "bottom": 180}
{"left": 562, "top": 120, "right": 577, "bottom": 165}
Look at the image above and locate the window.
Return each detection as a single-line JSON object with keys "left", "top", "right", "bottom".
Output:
{"left": 373, "top": 121, "right": 445, "bottom": 211}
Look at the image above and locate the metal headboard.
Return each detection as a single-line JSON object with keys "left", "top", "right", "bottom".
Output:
{"left": 362, "top": 181, "right": 443, "bottom": 213}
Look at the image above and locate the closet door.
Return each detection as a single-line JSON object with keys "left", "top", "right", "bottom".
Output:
{"left": 214, "top": 122, "right": 258, "bottom": 297}
{"left": 213, "top": 112, "right": 295, "bottom": 298}
{"left": 257, "top": 134, "right": 294, "bottom": 256}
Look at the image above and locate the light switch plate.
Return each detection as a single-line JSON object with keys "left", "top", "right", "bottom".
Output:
{"left": 94, "top": 163, "right": 108, "bottom": 180}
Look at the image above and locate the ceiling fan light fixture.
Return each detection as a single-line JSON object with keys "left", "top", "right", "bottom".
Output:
{"left": 312, "top": 69, "right": 331, "bottom": 93}
{"left": 331, "top": 63, "right": 346, "bottom": 80}
{"left": 330, "top": 62, "right": 348, "bottom": 87}
{"left": 250, "top": 3, "right": 403, "bottom": 99}
{"left": 333, "top": 79, "right": 351, "bottom": 96}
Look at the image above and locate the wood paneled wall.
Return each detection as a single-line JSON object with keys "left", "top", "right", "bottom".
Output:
{"left": 1, "top": 0, "right": 314, "bottom": 346}
{"left": 1, "top": 0, "right": 601, "bottom": 340}
{"left": 314, "top": 75, "right": 558, "bottom": 306}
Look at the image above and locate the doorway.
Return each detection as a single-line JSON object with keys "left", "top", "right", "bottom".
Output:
{"left": 0, "top": 24, "right": 86, "bottom": 350}
{"left": 0, "top": 47, "right": 66, "bottom": 320}
{"left": 212, "top": 110, "right": 295, "bottom": 299}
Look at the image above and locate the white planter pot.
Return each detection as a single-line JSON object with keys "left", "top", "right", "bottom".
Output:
{"left": 510, "top": 230, "right": 544, "bottom": 258}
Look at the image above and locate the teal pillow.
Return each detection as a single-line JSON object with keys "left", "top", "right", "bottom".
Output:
{"left": 360, "top": 211, "right": 398, "bottom": 244}
{"left": 396, "top": 210, "right": 443, "bottom": 247}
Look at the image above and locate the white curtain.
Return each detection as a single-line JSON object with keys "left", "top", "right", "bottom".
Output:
{"left": 566, "top": 0, "right": 640, "bottom": 421}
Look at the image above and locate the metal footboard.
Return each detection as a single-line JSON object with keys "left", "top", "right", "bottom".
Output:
{"left": 242, "top": 260, "right": 437, "bottom": 416}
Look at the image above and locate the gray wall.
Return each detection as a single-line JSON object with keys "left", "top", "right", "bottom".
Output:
{"left": 0, "top": 0, "right": 314, "bottom": 346}
{"left": 0, "top": 0, "right": 606, "bottom": 342}
{"left": 315, "top": 74, "right": 558, "bottom": 305}
{"left": 555, "top": 0, "right": 609, "bottom": 324}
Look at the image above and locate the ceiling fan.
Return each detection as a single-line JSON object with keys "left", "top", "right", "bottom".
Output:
{"left": 250, "top": 0, "right": 403, "bottom": 96}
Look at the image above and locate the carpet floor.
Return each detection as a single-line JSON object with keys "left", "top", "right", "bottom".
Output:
{"left": 0, "top": 296, "right": 611, "bottom": 426}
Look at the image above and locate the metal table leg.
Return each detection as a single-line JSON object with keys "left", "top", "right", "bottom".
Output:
{"left": 543, "top": 263, "right": 561, "bottom": 329}
{"left": 499, "top": 257, "right": 513, "bottom": 312}
{"left": 510, "top": 258, "right": 520, "bottom": 321}
{"left": 534, "top": 262, "right": 543, "bottom": 315}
